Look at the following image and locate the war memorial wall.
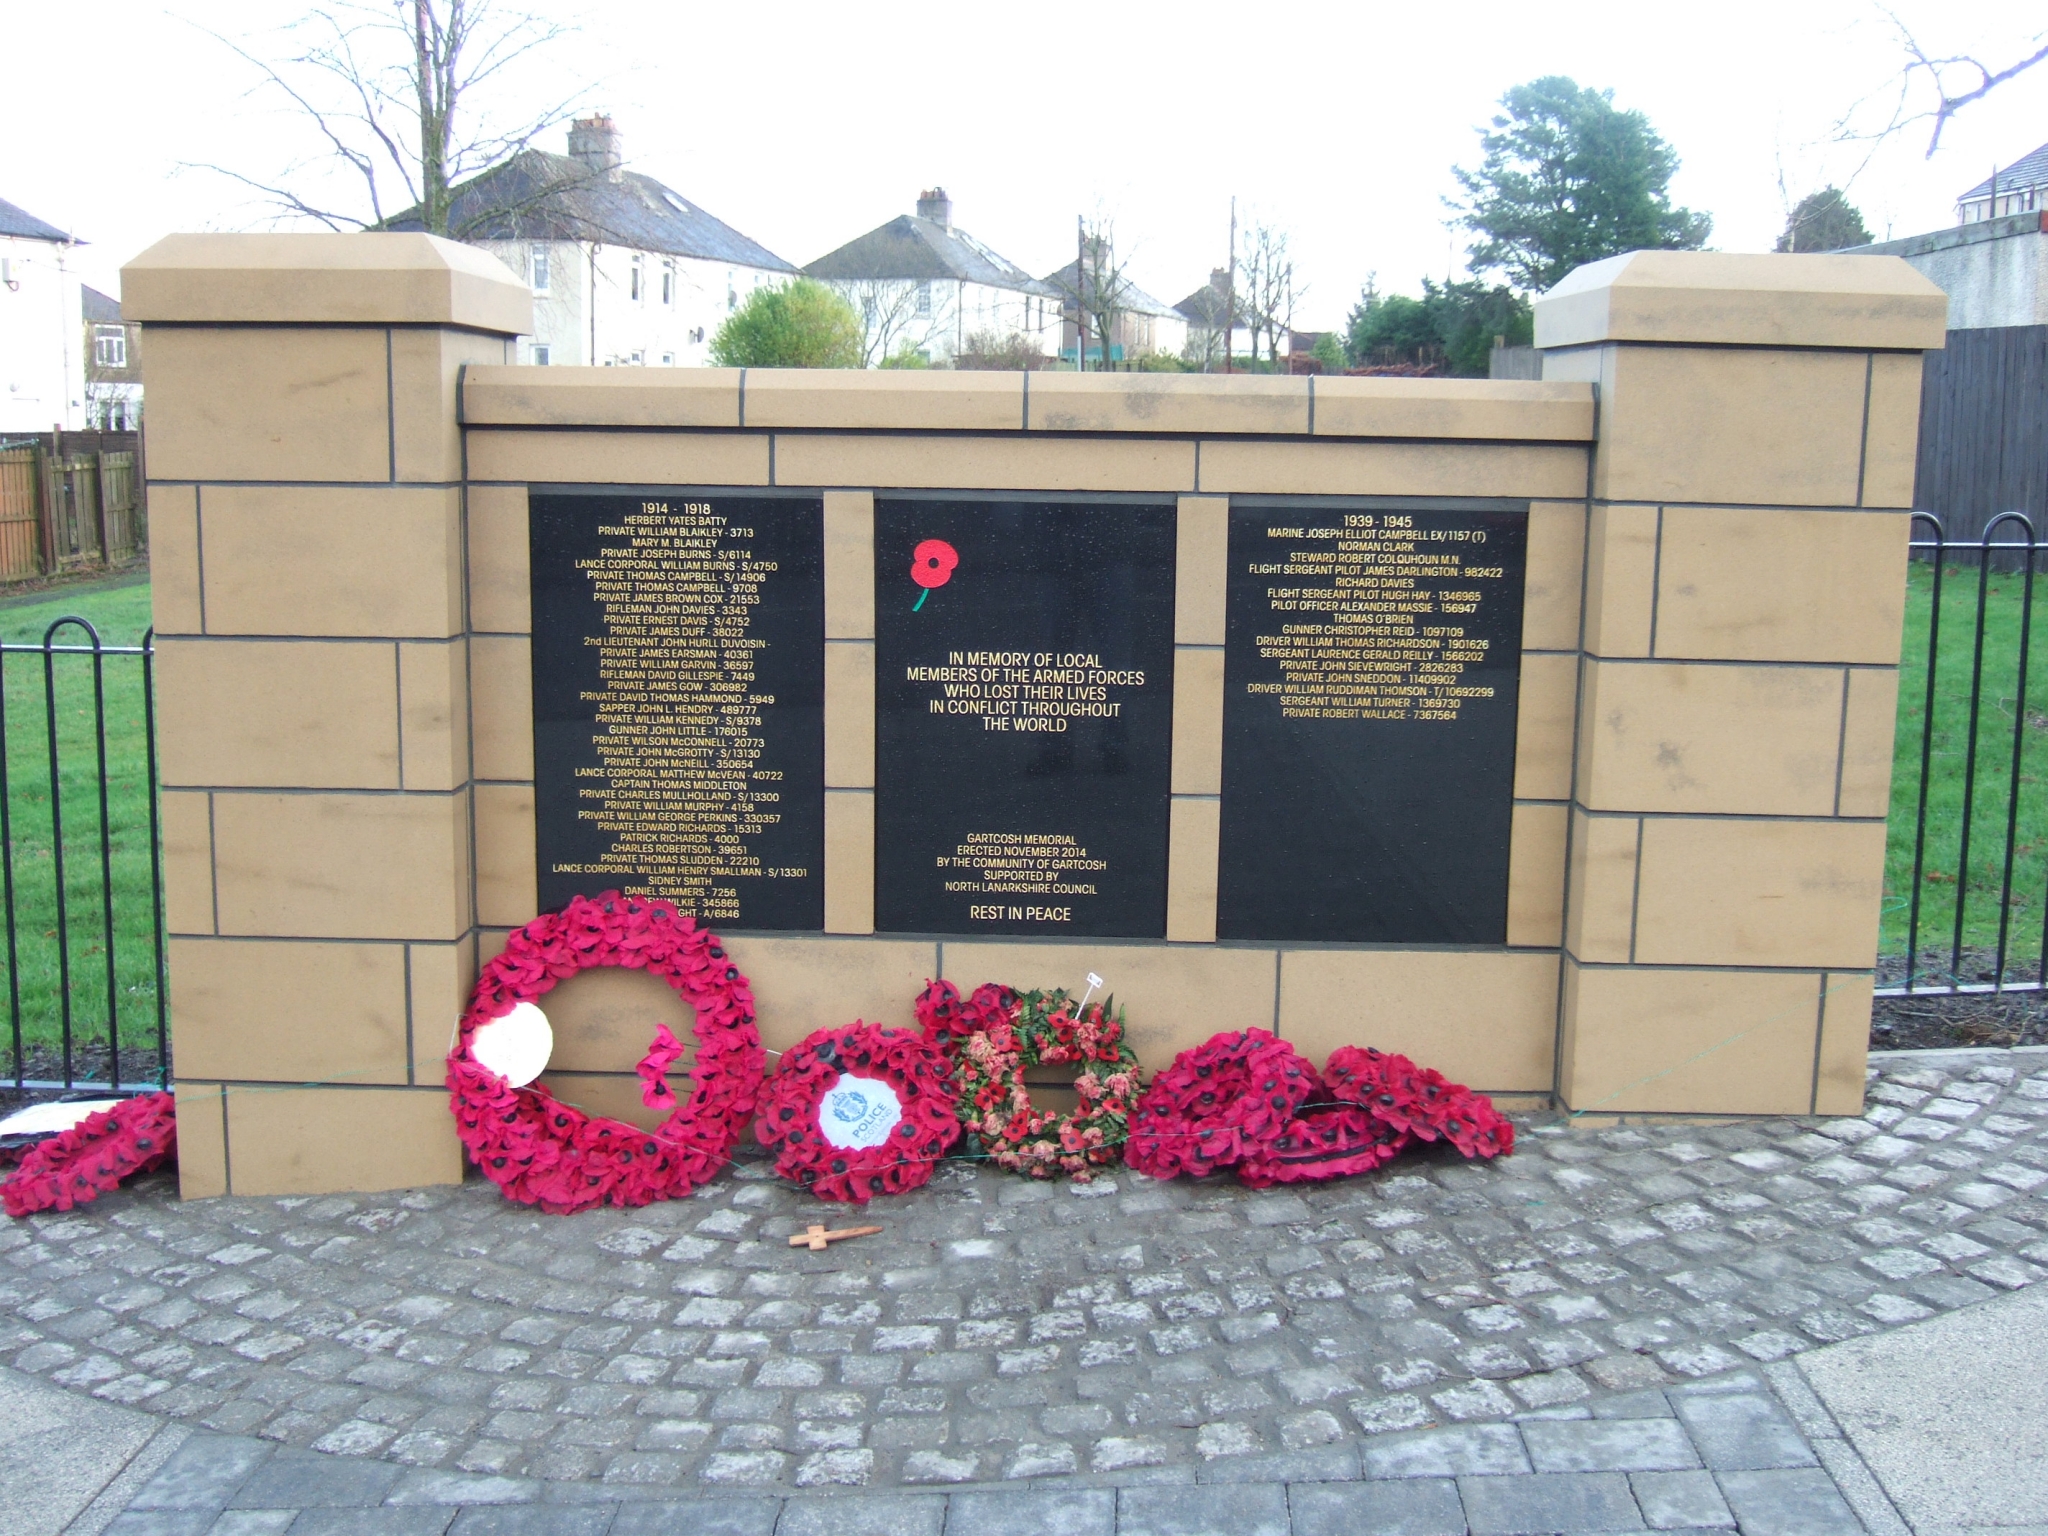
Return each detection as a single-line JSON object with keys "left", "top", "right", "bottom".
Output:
{"left": 123, "top": 234, "right": 1949, "bottom": 1195}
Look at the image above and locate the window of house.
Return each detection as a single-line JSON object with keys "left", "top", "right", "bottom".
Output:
{"left": 629, "top": 349, "right": 645, "bottom": 366}
{"left": 661, "top": 260, "right": 675, "bottom": 305}
{"left": 93, "top": 326, "right": 127, "bottom": 369}
{"left": 728, "top": 271, "right": 738, "bottom": 311}
{"left": 532, "top": 343, "right": 551, "bottom": 366}
{"left": 916, "top": 281, "right": 932, "bottom": 317}
{"left": 530, "top": 245, "right": 550, "bottom": 292}
{"left": 630, "top": 254, "right": 644, "bottom": 302}
{"left": 660, "top": 351, "right": 675, "bottom": 366}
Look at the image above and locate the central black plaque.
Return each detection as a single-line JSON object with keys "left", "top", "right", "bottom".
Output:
{"left": 529, "top": 489, "right": 824, "bottom": 928}
{"left": 1217, "top": 501, "right": 1528, "bottom": 943}
{"left": 874, "top": 498, "right": 1176, "bottom": 937}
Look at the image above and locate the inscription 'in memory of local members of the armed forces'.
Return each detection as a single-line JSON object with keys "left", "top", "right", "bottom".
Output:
{"left": 874, "top": 498, "right": 1176, "bottom": 938}
{"left": 527, "top": 491, "right": 825, "bottom": 929}
{"left": 1218, "top": 502, "right": 1529, "bottom": 945}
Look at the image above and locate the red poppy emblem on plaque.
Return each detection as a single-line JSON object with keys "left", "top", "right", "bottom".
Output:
{"left": 910, "top": 539, "right": 958, "bottom": 609}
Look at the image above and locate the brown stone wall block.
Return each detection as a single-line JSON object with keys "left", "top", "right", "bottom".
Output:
{"left": 1583, "top": 504, "right": 1657, "bottom": 658}
{"left": 408, "top": 936, "right": 476, "bottom": 1083}
{"left": 462, "top": 365, "right": 740, "bottom": 428}
{"left": 752, "top": 369, "right": 1024, "bottom": 431}
{"left": 212, "top": 791, "right": 471, "bottom": 940}
{"left": 161, "top": 789, "right": 215, "bottom": 936}
{"left": 400, "top": 640, "right": 468, "bottom": 792}
{"left": 226, "top": 1086, "right": 462, "bottom": 1195}
{"left": 475, "top": 783, "right": 537, "bottom": 928}
{"left": 824, "top": 790, "right": 876, "bottom": 936}
{"left": 1559, "top": 963, "right": 1822, "bottom": 1115}
{"left": 1817, "top": 973, "right": 1874, "bottom": 1115}
{"left": 1862, "top": 353, "right": 1925, "bottom": 509}
{"left": 201, "top": 486, "right": 463, "bottom": 639}
{"left": 1632, "top": 817, "right": 1886, "bottom": 968}
{"left": 825, "top": 641, "right": 876, "bottom": 788}
{"left": 1514, "top": 651, "right": 1578, "bottom": 802}
{"left": 774, "top": 434, "right": 1195, "bottom": 494}
{"left": 1508, "top": 801, "right": 1569, "bottom": 948}
{"left": 467, "top": 485, "right": 531, "bottom": 634}
{"left": 1166, "top": 798, "right": 1221, "bottom": 944}
{"left": 1524, "top": 501, "right": 1586, "bottom": 651}
{"left": 943, "top": 942, "right": 1275, "bottom": 1068}
{"left": 471, "top": 634, "right": 534, "bottom": 783}
{"left": 1175, "top": 496, "right": 1230, "bottom": 647}
{"left": 1031, "top": 372, "right": 1306, "bottom": 435}
{"left": 1653, "top": 508, "right": 1910, "bottom": 664}
{"left": 1576, "top": 659, "right": 1845, "bottom": 815}
{"left": 723, "top": 936, "right": 937, "bottom": 1051}
{"left": 1838, "top": 668, "right": 1902, "bottom": 818}
{"left": 391, "top": 328, "right": 510, "bottom": 483}
{"left": 535, "top": 1072, "right": 668, "bottom": 1132}
{"left": 824, "top": 491, "right": 877, "bottom": 641}
{"left": 170, "top": 936, "right": 409, "bottom": 1083}
{"left": 141, "top": 326, "right": 390, "bottom": 483}
{"left": 535, "top": 964, "right": 697, "bottom": 1072}
{"left": 1197, "top": 440, "right": 1586, "bottom": 500}
{"left": 1278, "top": 950, "right": 1557, "bottom": 1093}
{"left": 1565, "top": 811, "right": 1639, "bottom": 963}
{"left": 150, "top": 484, "right": 203, "bottom": 635}
{"left": 1310, "top": 378, "right": 1595, "bottom": 442}
{"left": 156, "top": 639, "right": 399, "bottom": 790}
{"left": 174, "top": 1083, "right": 228, "bottom": 1199}
{"left": 1596, "top": 346, "right": 1869, "bottom": 506}
{"left": 1170, "top": 648, "right": 1225, "bottom": 796}
{"left": 466, "top": 430, "right": 770, "bottom": 487}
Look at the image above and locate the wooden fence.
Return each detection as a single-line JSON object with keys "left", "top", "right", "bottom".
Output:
{"left": 0, "top": 431, "right": 146, "bottom": 582}
{"left": 1914, "top": 326, "right": 2048, "bottom": 565}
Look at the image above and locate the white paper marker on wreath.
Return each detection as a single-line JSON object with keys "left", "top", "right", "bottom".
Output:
{"left": 817, "top": 1073, "right": 903, "bottom": 1150}
{"left": 469, "top": 1001, "right": 554, "bottom": 1087}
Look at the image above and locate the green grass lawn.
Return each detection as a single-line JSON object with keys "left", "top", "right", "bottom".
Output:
{"left": 1885, "top": 557, "right": 2048, "bottom": 978}
{"left": 0, "top": 573, "right": 162, "bottom": 1080}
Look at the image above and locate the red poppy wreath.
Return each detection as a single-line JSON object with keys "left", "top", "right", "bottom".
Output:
{"left": 446, "top": 892, "right": 765, "bottom": 1214}
{"left": 753, "top": 1022, "right": 961, "bottom": 1202}
{"left": 1124, "top": 1028, "right": 1318, "bottom": 1180}
{"left": 2, "top": 1092, "right": 177, "bottom": 1218}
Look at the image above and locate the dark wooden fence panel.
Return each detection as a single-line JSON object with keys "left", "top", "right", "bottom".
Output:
{"left": 1916, "top": 326, "right": 2048, "bottom": 567}
{"left": 0, "top": 432, "right": 146, "bottom": 581}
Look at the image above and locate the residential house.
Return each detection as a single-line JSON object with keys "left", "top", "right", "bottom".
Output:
{"left": 805, "top": 190, "right": 1063, "bottom": 367}
{"left": 1043, "top": 240, "right": 1188, "bottom": 365}
{"left": 387, "top": 116, "right": 797, "bottom": 367}
{"left": 83, "top": 286, "right": 141, "bottom": 430}
{"left": 0, "top": 196, "right": 86, "bottom": 433}
{"left": 1173, "top": 268, "right": 1256, "bottom": 369}
{"left": 1959, "top": 144, "right": 2048, "bottom": 224}
{"left": 1849, "top": 150, "right": 2048, "bottom": 328}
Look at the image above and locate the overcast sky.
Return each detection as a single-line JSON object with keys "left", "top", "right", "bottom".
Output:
{"left": 9, "top": 1, "right": 2046, "bottom": 331}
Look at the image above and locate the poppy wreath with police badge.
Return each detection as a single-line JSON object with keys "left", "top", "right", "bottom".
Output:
{"left": 754, "top": 1022, "right": 962, "bottom": 1202}
{"left": 446, "top": 892, "right": 765, "bottom": 1215}
{"left": 951, "top": 987, "right": 1141, "bottom": 1181}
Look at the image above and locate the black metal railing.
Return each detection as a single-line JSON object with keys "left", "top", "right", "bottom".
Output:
{"left": 0, "top": 619, "right": 166, "bottom": 1092}
{"left": 1891, "top": 512, "right": 2048, "bottom": 996}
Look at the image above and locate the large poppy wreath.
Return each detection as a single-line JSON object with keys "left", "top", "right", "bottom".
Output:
{"left": 753, "top": 1022, "right": 961, "bottom": 1202}
{"left": 2, "top": 1092, "right": 177, "bottom": 1218}
{"left": 447, "top": 892, "right": 765, "bottom": 1214}
{"left": 1124, "top": 1027, "right": 1318, "bottom": 1180}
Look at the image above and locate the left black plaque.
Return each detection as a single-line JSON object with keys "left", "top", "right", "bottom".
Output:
{"left": 529, "top": 490, "right": 824, "bottom": 929}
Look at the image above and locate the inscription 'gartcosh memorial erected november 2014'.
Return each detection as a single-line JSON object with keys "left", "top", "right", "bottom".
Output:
{"left": 528, "top": 490, "right": 825, "bottom": 928}
{"left": 1218, "top": 501, "right": 1528, "bottom": 945}
{"left": 874, "top": 498, "right": 1176, "bottom": 938}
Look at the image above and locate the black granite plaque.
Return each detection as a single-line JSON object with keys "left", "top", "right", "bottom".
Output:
{"left": 1216, "top": 502, "right": 1528, "bottom": 944}
{"left": 874, "top": 498, "right": 1176, "bottom": 938}
{"left": 529, "top": 490, "right": 824, "bottom": 928}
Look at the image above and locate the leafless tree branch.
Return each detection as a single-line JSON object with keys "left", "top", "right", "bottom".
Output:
{"left": 1837, "top": 8, "right": 2048, "bottom": 158}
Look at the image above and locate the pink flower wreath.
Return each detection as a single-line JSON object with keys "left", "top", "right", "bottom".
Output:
{"left": 447, "top": 892, "right": 766, "bottom": 1214}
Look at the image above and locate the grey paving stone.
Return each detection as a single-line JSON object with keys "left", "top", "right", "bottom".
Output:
{"left": 126, "top": 1432, "right": 274, "bottom": 1510}
{"left": 447, "top": 1508, "right": 616, "bottom": 1535}
{"left": 774, "top": 1491, "right": 947, "bottom": 1536}
{"left": 1715, "top": 1467, "right": 1865, "bottom": 1536}
{"left": 1362, "top": 1424, "right": 1531, "bottom": 1478}
{"left": 281, "top": 1511, "right": 456, "bottom": 1535}
{"left": 1631, "top": 1469, "right": 1737, "bottom": 1529}
{"left": 606, "top": 1498, "right": 782, "bottom": 1535}
{"left": 1191, "top": 1445, "right": 1358, "bottom": 1483}
{"left": 100, "top": 1516, "right": 216, "bottom": 1536}
{"left": 208, "top": 1514, "right": 297, "bottom": 1536}
{"left": 942, "top": 1488, "right": 1116, "bottom": 1536}
{"left": 227, "top": 1446, "right": 407, "bottom": 1508}
{"left": 1522, "top": 1417, "right": 1700, "bottom": 1472}
{"left": 1288, "top": 1477, "right": 1466, "bottom": 1536}
{"left": 1671, "top": 1394, "right": 1819, "bottom": 1471}
{"left": 1114, "top": 1482, "right": 1288, "bottom": 1536}
{"left": 385, "top": 1468, "right": 541, "bottom": 1505}
{"left": 1457, "top": 1470, "right": 1647, "bottom": 1534}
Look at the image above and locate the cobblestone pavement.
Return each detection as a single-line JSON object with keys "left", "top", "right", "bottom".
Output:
{"left": 95, "top": 1363, "right": 1897, "bottom": 1534}
{"left": 7, "top": 1052, "right": 2048, "bottom": 1503}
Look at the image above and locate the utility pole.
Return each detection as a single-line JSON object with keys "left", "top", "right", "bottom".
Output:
{"left": 1225, "top": 197, "right": 1236, "bottom": 375}
{"left": 1076, "top": 215, "right": 1087, "bottom": 373}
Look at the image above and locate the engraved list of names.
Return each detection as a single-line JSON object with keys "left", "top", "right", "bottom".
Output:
{"left": 529, "top": 490, "right": 824, "bottom": 929}
{"left": 1217, "top": 502, "right": 1528, "bottom": 945}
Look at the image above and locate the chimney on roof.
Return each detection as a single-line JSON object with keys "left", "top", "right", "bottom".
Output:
{"left": 569, "top": 115, "right": 623, "bottom": 181}
{"left": 916, "top": 187, "right": 952, "bottom": 231}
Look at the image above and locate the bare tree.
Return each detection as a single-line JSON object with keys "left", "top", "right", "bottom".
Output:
{"left": 823, "top": 278, "right": 946, "bottom": 368}
{"left": 193, "top": 0, "right": 593, "bottom": 234}
{"left": 1049, "top": 217, "right": 1135, "bottom": 368}
{"left": 1839, "top": 9, "right": 2048, "bottom": 157}
{"left": 1234, "top": 219, "right": 1300, "bottom": 367}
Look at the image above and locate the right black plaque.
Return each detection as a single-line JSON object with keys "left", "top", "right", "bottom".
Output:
{"left": 1216, "top": 502, "right": 1528, "bottom": 944}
